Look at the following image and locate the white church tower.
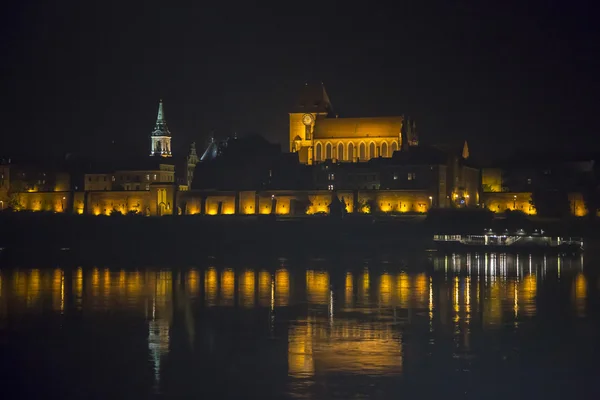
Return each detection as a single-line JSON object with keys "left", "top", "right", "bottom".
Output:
{"left": 150, "top": 99, "right": 172, "bottom": 157}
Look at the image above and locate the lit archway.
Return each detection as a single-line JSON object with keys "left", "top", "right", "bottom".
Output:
{"left": 325, "top": 143, "right": 332, "bottom": 160}
{"left": 391, "top": 141, "right": 398, "bottom": 154}
{"left": 337, "top": 143, "right": 344, "bottom": 161}
{"left": 369, "top": 142, "right": 376, "bottom": 159}
{"left": 359, "top": 142, "right": 366, "bottom": 161}
{"left": 348, "top": 142, "right": 355, "bottom": 162}
{"left": 381, "top": 142, "right": 388, "bottom": 157}
{"left": 315, "top": 142, "right": 322, "bottom": 162}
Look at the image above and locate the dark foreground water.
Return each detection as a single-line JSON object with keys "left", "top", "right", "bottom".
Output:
{"left": 1, "top": 253, "right": 599, "bottom": 399}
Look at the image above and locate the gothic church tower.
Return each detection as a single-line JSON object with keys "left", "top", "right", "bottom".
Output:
{"left": 150, "top": 99, "right": 172, "bottom": 157}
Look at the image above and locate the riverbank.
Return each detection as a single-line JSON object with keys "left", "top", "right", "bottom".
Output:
{"left": 1, "top": 211, "right": 599, "bottom": 265}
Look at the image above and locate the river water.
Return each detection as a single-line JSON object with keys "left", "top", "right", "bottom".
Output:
{"left": 0, "top": 253, "right": 599, "bottom": 399}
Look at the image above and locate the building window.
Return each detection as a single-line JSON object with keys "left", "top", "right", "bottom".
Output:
{"left": 88, "top": 177, "right": 92, "bottom": 182}
{"left": 153, "top": 174, "right": 157, "bottom": 180}
{"left": 146, "top": 174, "right": 150, "bottom": 180}
{"left": 111, "top": 176, "right": 115, "bottom": 182}
{"left": 145, "top": 184, "right": 149, "bottom": 190}
{"left": 527, "top": 178, "right": 532, "bottom": 184}
{"left": 328, "top": 184, "right": 334, "bottom": 191}
{"left": 393, "top": 173, "right": 398, "bottom": 180}
{"left": 408, "top": 172, "right": 416, "bottom": 180}
{"left": 328, "top": 173, "right": 335, "bottom": 181}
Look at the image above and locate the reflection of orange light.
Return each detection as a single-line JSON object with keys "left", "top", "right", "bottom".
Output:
{"left": 345, "top": 272, "right": 353, "bottom": 307}
{"left": 205, "top": 267, "right": 217, "bottom": 306}
{"left": 92, "top": 268, "right": 100, "bottom": 287}
{"left": 379, "top": 273, "right": 392, "bottom": 306}
{"left": 397, "top": 272, "right": 409, "bottom": 308}
{"left": 74, "top": 267, "right": 83, "bottom": 308}
{"left": 103, "top": 269, "right": 111, "bottom": 296}
{"left": 306, "top": 270, "right": 329, "bottom": 304}
{"left": 221, "top": 269, "right": 234, "bottom": 306}
{"left": 359, "top": 269, "right": 370, "bottom": 303}
{"left": 126, "top": 272, "right": 142, "bottom": 297}
{"left": 258, "top": 271, "right": 271, "bottom": 307}
{"left": 288, "top": 324, "right": 314, "bottom": 378}
{"left": 573, "top": 273, "right": 587, "bottom": 316}
{"left": 239, "top": 269, "right": 255, "bottom": 308}
{"left": 453, "top": 276, "right": 460, "bottom": 318}
{"left": 520, "top": 274, "right": 537, "bottom": 317}
{"left": 485, "top": 278, "right": 502, "bottom": 327}
{"left": 275, "top": 269, "right": 290, "bottom": 307}
{"left": 187, "top": 269, "right": 200, "bottom": 296}
{"left": 29, "top": 269, "right": 41, "bottom": 304}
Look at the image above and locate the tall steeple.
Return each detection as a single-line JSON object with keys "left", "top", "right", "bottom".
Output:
{"left": 150, "top": 99, "right": 172, "bottom": 157}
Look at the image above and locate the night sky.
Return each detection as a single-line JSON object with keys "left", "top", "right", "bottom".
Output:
{"left": 2, "top": 1, "right": 598, "bottom": 162}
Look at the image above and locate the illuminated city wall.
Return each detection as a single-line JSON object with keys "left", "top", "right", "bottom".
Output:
{"left": 358, "top": 190, "right": 430, "bottom": 213}
{"left": 88, "top": 191, "right": 152, "bottom": 215}
{"left": 482, "top": 192, "right": 536, "bottom": 214}
{"left": 15, "top": 191, "right": 85, "bottom": 214}
{"left": 11, "top": 188, "right": 590, "bottom": 217}
{"left": 239, "top": 191, "right": 256, "bottom": 214}
{"left": 205, "top": 195, "right": 236, "bottom": 215}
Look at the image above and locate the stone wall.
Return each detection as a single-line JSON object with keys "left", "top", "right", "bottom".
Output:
{"left": 481, "top": 192, "right": 535, "bottom": 214}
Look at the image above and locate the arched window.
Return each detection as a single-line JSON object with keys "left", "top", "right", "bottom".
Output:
{"left": 391, "top": 141, "right": 398, "bottom": 154}
{"left": 359, "top": 143, "right": 366, "bottom": 161}
{"left": 337, "top": 143, "right": 344, "bottom": 161}
{"left": 381, "top": 142, "right": 388, "bottom": 157}
{"left": 315, "top": 142, "right": 322, "bottom": 162}
{"left": 369, "top": 142, "right": 376, "bottom": 159}
{"left": 325, "top": 143, "right": 332, "bottom": 160}
{"left": 348, "top": 143, "right": 355, "bottom": 162}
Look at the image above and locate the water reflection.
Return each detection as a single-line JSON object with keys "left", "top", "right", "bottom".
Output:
{"left": 0, "top": 252, "right": 595, "bottom": 399}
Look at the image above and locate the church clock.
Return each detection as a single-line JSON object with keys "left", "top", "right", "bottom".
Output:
{"left": 302, "top": 113, "right": 314, "bottom": 126}
{"left": 302, "top": 113, "right": 314, "bottom": 140}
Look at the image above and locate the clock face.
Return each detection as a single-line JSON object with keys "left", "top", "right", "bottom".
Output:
{"left": 302, "top": 114, "right": 313, "bottom": 126}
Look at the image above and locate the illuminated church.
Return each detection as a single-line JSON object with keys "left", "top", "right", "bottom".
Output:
{"left": 289, "top": 83, "right": 418, "bottom": 164}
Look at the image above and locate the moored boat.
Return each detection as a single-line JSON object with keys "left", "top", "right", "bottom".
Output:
{"left": 432, "top": 229, "right": 583, "bottom": 256}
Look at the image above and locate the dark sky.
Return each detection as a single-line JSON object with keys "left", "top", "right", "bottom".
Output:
{"left": 1, "top": 1, "right": 598, "bottom": 162}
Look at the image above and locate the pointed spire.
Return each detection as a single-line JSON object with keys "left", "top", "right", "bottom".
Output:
{"left": 157, "top": 99, "right": 164, "bottom": 121}
{"left": 462, "top": 140, "right": 470, "bottom": 159}
{"left": 152, "top": 99, "right": 171, "bottom": 137}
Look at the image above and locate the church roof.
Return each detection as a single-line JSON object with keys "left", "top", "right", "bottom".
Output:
{"left": 290, "top": 82, "right": 333, "bottom": 114}
{"left": 313, "top": 116, "right": 403, "bottom": 139}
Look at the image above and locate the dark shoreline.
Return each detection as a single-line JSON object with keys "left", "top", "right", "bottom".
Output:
{"left": 2, "top": 212, "right": 599, "bottom": 266}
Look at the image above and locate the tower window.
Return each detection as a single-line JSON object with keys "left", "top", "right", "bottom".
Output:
{"left": 146, "top": 174, "right": 150, "bottom": 181}
{"left": 328, "top": 173, "right": 335, "bottom": 181}
{"left": 328, "top": 184, "right": 334, "bottom": 191}
{"left": 393, "top": 173, "right": 398, "bottom": 180}
{"left": 408, "top": 173, "right": 416, "bottom": 180}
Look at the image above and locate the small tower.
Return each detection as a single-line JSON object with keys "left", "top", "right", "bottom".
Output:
{"left": 186, "top": 142, "right": 200, "bottom": 188}
{"left": 150, "top": 99, "right": 172, "bottom": 157}
{"left": 462, "top": 140, "right": 470, "bottom": 159}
